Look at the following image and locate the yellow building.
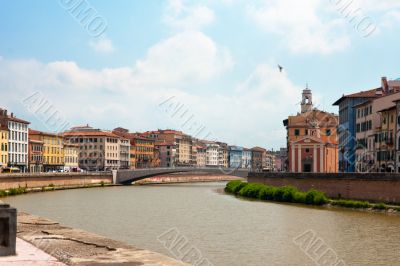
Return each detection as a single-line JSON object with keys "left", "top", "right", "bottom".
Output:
{"left": 0, "top": 124, "right": 8, "bottom": 168}
{"left": 29, "top": 129, "right": 64, "bottom": 172}
{"left": 63, "top": 143, "right": 79, "bottom": 171}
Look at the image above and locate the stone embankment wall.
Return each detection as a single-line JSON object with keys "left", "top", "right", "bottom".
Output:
{"left": 134, "top": 173, "right": 242, "bottom": 184}
{"left": 0, "top": 172, "right": 112, "bottom": 190}
{"left": 248, "top": 172, "right": 400, "bottom": 203}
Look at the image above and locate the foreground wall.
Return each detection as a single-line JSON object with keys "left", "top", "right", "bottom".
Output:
{"left": 0, "top": 172, "right": 112, "bottom": 190}
{"left": 248, "top": 172, "right": 400, "bottom": 203}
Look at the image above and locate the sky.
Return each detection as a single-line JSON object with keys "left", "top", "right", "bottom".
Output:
{"left": 1, "top": 0, "right": 400, "bottom": 150}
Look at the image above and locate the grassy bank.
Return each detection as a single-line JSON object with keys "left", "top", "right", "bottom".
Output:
{"left": 225, "top": 180, "right": 399, "bottom": 211}
{"left": 0, "top": 181, "right": 112, "bottom": 198}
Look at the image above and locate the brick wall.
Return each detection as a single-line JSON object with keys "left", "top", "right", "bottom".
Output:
{"left": 0, "top": 172, "right": 112, "bottom": 190}
{"left": 248, "top": 172, "right": 400, "bottom": 203}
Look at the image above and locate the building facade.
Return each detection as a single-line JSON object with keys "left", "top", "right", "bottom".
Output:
{"left": 29, "top": 129, "right": 64, "bottom": 172}
{"left": 251, "top": 147, "right": 266, "bottom": 170}
{"left": 64, "top": 126, "right": 126, "bottom": 171}
{"left": 63, "top": 143, "right": 79, "bottom": 171}
{"left": 285, "top": 88, "right": 339, "bottom": 173}
{"left": 242, "top": 148, "right": 252, "bottom": 169}
{"left": 229, "top": 146, "right": 243, "bottom": 168}
{"left": 0, "top": 124, "right": 8, "bottom": 168}
{"left": 28, "top": 139, "right": 43, "bottom": 173}
{"left": 333, "top": 77, "right": 400, "bottom": 172}
{"left": 0, "top": 109, "right": 30, "bottom": 172}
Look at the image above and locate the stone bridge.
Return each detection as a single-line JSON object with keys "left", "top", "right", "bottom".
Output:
{"left": 114, "top": 167, "right": 250, "bottom": 185}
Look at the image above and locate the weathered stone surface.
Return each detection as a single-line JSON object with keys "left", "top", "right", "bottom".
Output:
{"left": 17, "top": 212, "right": 188, "bottom": 266}
{"left": 0, "top": 202, "right": 16, "bottom": 256}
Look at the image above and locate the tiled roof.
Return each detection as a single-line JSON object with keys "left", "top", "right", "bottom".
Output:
{"left": 333, "top": 88, "right": 380, "bottom": 105}
{"left": 29, "top": 129, "right": 62, "bottom": 137}
{"left": 63, "top": 131, "right": 121, "bottom": 138}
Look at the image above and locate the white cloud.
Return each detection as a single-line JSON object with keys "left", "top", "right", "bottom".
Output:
{"left": 0, "top": 53, "right": 300, "bottom": 149}
{"left": 247, "top": 0, "right": 350, "bottom": 54}
{"left": 163, "top": 0, "right": 215, "bottom": 30}
{"left": 89, "top": 38, "right": 114, "bottom": 53}
{"left": 134, "top": 31, "right": 233, "bottom": 86}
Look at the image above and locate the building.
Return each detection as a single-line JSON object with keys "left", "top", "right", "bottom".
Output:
{"left": 206, "top": 142, "right": 220, "bottom": 167}
{"left": 353, "top": 100, "right": 374, "bottom": 172}
{"left": 265, "top": 151, "right": 276, "bottom": 172}
{"left": 144, "top": 130, "right": 195, "bottom": 166}
{"left": 63, "top": 143, "right": 79, "bottom": 172}
{"left": 0, "top": 124, "right": 8, "bottom": 168}
{"left": 277, "top": 148, "right": 288, "bottom": 171}
{"left": 113, "top": 128, "right": 156, "bottom": 169}
{"left": 242, "top": 148, "right": 252, "bottom": 169}
{"left": 217, "top": 142, "right": 229, "bottom": 168}
{"left": 0, "top": 109, "right": 30, "bottom": 172}
{"left": 229, "top": 146, "right": 243, "bottom": 168}
{"left": 375, "top": 105, "right": 396, "bottom": 172}
{"left": 333, "top": 77, "right": 400, "bottom": 172}
{"left": 251, "top": 147, "right": 266, "bottom": 170}
{"left": 133, "top": 135, "right": 155, "bottom": 168}
{"left": 119, "top": 138, "right": 130, "bottom": 169}
{"left": 196, "top": 144, "right": 206, "bottom": 167}
{"left": 28, "top": 139, "right": 43, "bottom": 173}
{"left": 285, "top": 88, "right": 339, "bottom": 173}
{"left": 64, "top": 125, "right": 125, "bottom": 171}
{"left": 155, "top": 140, "right": 177, "bottom": 167}
{"left": 29, "top": 129, "right": 64, "bottom": 172}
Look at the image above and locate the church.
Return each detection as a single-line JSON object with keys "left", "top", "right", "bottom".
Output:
{"left": 283, "top": 88, "right": 339, "bottom": 173}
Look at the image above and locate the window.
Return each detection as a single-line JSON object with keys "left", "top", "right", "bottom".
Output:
{"left": 326, "top": 129, "right": 331, "bottom": 136}
{"left": 305, "top": 148, "right": 310, "bottom": 153}
{"left": 294, "top": 129, "right": 300, "bottom": 136}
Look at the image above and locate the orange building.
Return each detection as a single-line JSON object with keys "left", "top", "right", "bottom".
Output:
{"left": 283, "top": 88, "right": 339, "bottom": 173}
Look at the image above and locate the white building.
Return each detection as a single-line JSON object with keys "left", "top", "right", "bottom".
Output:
{"left": 242, "top": 148, "right": 252, "bottom": 169}
{"left": 0, "top": 110, "right": 30, "bottom": 172}
{"left": 206, "top": 143, "right": 219, "bottom": 167}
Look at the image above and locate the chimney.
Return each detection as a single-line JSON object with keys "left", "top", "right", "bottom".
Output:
{"left": 381, "top": 77, "right": 389, "bottom": 93}
{"left": 10, "top": 112, "right": 13, "bottom": 118}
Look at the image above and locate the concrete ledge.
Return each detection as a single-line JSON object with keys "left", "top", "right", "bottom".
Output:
{"left": 17, "top": 212, "right": 187, "bottom": 265}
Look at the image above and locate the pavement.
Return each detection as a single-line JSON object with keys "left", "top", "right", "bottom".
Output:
{"left": 0, "top": 238, "right": 66, "bottom": 266}
{"left": 16, "top": 212, "right": 188, "bottom": 265}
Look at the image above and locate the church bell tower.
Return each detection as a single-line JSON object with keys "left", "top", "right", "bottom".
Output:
{"left": 301, "top": 86, "right": 313, "bottom": 113}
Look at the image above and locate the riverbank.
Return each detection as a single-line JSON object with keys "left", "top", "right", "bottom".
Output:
{"left": 16, "top": 212, "right": 187, "bottom": 265}
{"left": 225, "top": 180, "right": 400, "bottom": 214}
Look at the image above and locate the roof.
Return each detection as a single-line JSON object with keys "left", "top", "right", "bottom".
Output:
{"left": 155, "top": 140, "right": 175, "bottom": 146}
{"left": 29, "top": 139, "right": 43, "bottom": 144}
{"left": 251, "top": 147, "right": 267, "bottom": 152}
{"left": 63, "top": 131, "right": 121, "bottom": 138}
{"left": 352, "top": 100, "right": 372, "bottom": 109}
{"left": 29, "top": 129, "right": 62, "bottom": 137}
{"left": 377, "top": 105, "right": 396, "bottom": 113}
{"left": 333, "top": 88, "right": 380, "bottom": 105}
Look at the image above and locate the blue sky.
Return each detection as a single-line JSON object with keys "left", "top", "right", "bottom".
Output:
{"left": 1, "top": 0, "right": 400, "bottom": 149}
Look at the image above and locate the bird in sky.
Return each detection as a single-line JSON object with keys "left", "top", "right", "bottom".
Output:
{"left": 278, "top": 64, "right": 283, "bottom": 72}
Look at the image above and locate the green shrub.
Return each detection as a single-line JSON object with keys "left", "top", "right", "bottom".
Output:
{"left": 372, "top": 203, "right": 387, "bottom": 210}
{"left": 225, "top": 180, "right": 248, "bottom": 195}
{"left": 293, "top": 191, "right": 307, "bottom": 204}
{"left": 238, "top": 183, "right": 263, "bottom": 198}
{"left": 332, "top": 200, "right": 372, "bottom": 209}
{"left": 100, "top": 181, "right": 105, "bottom": 187}
{"left": 257, "top": 186, "right": 276, "bottom": 200}
{"left": 0, "top": 190, "right": 7, "bottom": 197}
{"left": 305, "top": 189, "right": 328, "bottom": 205}
{"left": 48, "top": 183, "right": 54, "bottom": 188}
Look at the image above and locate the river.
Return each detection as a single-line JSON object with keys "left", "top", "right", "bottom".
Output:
{"left": 5, "top": 182, "right": 400, "bottom": 265}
